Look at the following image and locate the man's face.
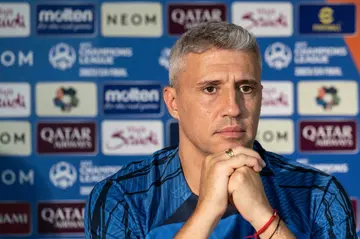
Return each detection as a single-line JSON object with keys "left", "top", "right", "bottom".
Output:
{"left": 168, "top": 48, "right": 262, "bottom": 155}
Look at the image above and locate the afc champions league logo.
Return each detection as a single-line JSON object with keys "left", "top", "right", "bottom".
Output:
{"left": 264, "top": 42, "right": 292, "bottom": 70}
{"left": 49, "top": 161, "right": 77, "bottom": 189}
{"left": 49, "top": 43, "right": 76, "bottom": 71}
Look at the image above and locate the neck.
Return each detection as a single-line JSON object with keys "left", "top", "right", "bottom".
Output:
{"left": 178, "top": 137, "right": 207, "bottom": 196}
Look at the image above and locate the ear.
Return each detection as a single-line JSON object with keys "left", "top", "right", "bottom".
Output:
{"left": 163, "top": 86, "right": 179, "bottom": 120}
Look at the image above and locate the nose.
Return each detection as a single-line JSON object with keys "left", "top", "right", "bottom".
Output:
{"left": 222, "top": 86, "right": 241, "bottom": 118}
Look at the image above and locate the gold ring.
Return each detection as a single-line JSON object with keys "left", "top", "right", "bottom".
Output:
{"left": 225, "top": 148, "right": 234, "bottom": 158}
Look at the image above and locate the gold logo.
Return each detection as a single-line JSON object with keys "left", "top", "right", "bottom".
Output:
{"left": 318, "top": 7, "right": 334, "bottom": 24}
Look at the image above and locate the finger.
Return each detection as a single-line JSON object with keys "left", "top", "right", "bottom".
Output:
{"left": 231, "top": 146, "right": 262, "bottom": 161}
{"left": 217, "top": 150, "right": 265, "bottom": 169}
{"left": 216, "top": 155, "right": 264, "bottom": 174}
{"left": 228, "top": 147, "right": 265, "bottom": 167}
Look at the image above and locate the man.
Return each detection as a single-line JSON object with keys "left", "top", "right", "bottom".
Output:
{"left": 85, "top": 21, "right": 356, "bottom": 238}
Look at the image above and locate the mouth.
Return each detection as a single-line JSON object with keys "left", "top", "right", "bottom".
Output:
{"left": 216, "top": 126, "right": 246, "bottom": 138}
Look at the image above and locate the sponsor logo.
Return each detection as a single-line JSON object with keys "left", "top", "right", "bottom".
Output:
{"left": 36, "top": 4, "right": 95, "bottom": 35}
{"left": 315, "top": 86, "right": 340, "bottom": 110}
{"left": 232, "top": 2, "right": 292, "bottom": 37}
{"left": 299, "top": 120, "right": 357, "bottom": 152}
{"left": 0, "top": 202, "right": 31, "bottom": 235}
{"left": 0, "top": 50, "right": 33, "bottom": 67}
{"left": 159, "top": 47, "right": 170, "bottom": 70}
{"left": 103, "top": 83, "right": 162, "bottom": 115}
{"left": 38, "top": 201, "right": 85, "bottom": 234}
{"left": 294, "top": 41, "right": 348, "bottom": 77}
{"left": 0, "top": 83, "right": 30, "bottom": 117}
{"left": 0, "top": 121, "right": 31, "bottom": 156}
{"left": 36, "top": 82, "right": 97, "bottom": 117}
{"left": 49, "top": 161, "right": 77, "bottom": 189}
{"left": 296, "top": 158, "right": 349, "bottom": 174}
{"left": 299, "top": 4, "right": 356, "bottom": 35}
{"left": 168, "top": 3, "right": 226, "bottom": 35}
{"left": 0, "top": 169, "right": 34, "bottom": 186}
{"left": 167, "top": 120, "right": 179, "bottom": 147}
{"left": 298, "top": 81, "right": 358, "bottom": 116}
{"left": 260, "top": 81, "right": 293, "bottom": 116}
{"left": 264, "top": 42, "right": 292, "bottom": 70}
{"left": 37, "top": 122, "right": 96, "bottom": 154}
{"left": 53, "top": 87, "right": 79, "bottom": 112}
{"left": 256, "top": 119, "right": 294, "bottom": 154}
{"left": 0, "top": 3, "right": 30, "bottom": 37}
{"left": 101, "top": 3, "right": 162, "bottom": 37}
{"left": 49, "top": 43, "right": 76, "bottom": 71}
{"left": 79, "top": 160, "right": 122, "bottom": 195}
{"left": 102, "top": 120, "right": 163, "bottom": 155}
{"left": 78, "top": 42, "right": 131, "bottom": 77}
{"left": 49, "top": 42, "right": 131, "bottom": 77}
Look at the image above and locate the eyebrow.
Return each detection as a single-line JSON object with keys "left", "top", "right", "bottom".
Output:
{"left": 196, "top": 79, "right": 258, "bottom": 87}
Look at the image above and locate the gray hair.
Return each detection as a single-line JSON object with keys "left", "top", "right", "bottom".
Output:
{"left": 169, "top": 21, "right": 262, "bottom": 87}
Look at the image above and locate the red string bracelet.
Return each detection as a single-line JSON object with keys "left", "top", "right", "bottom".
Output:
{"left": 245, "top": 209, "right": 278, "bottom": 239}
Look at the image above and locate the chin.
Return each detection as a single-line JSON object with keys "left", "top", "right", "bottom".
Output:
{"left": 213, "top": 139, "right": 253, "bottom": 152}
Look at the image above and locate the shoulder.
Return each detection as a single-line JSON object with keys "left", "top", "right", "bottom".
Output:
{"left": 88, "top": 145, "right": 179, "bottom": 204}
{"left": 255, "top": 141, "right": 333, "bottom": 188}
{"left": 257, "top": 142, "right": 353, "bottom": 217}
{"left": 84, "top": 146, "right": 179, "bottom": 237}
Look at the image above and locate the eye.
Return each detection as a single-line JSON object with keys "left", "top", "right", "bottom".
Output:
{"left": 203, "top": 86, "right": 217, "bottom": 94}
{"left": 239, "top": 85, "right": 254, "bottom": 94}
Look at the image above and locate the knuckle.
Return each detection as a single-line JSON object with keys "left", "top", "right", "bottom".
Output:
{"left": 233, "top": 171, "right": 247, "bottom": 182}
{"left": 213, "top": 161, "right": 226, "bottom": 171}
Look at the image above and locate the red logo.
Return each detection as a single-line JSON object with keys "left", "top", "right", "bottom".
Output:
{"left": 0, "top": 202, "right": 31, "bottom": 235}
{"left": 0, "top": 87, "right": 26, "bottom": 109}
{"left": 37, "top": 201, "right": 85, "bottom": 234}
{"left": 299, "top": 120, "right": 357, "bottom": 152}
{"left": 106, "top": 126, "right": 159, "bottom": 150}
{"left": 262, "top": 87, "right": 289, "bottom": 107}
{"left": 241, "top": 8, "right": 288, "bottom": 30}
{"left": 168, "top": 4, "right": 226, "bottom": 35}
{"left": 0, "top": 7, "right": 26, "bottom": 29}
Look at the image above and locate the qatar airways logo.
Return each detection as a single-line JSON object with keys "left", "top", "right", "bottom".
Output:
{"left": 102, "top": 120, "right": 163, "bottom": 155}
{"left": 168, "top": 3, "right": 226, "bottom": 35}
{"left": 37, "top": 122, "right": 96, "bottom": 154}
{"left": 260, "top": 81, "right": 293, "bottom": 116}
{"left": 37, "top": 201, "right": 85, "bottom": 234}
{"left": 232, "top": 2, "right": 293, "bottom": 37}
{"left": 299, "top": 120, "right": 357, "bottom": 152}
